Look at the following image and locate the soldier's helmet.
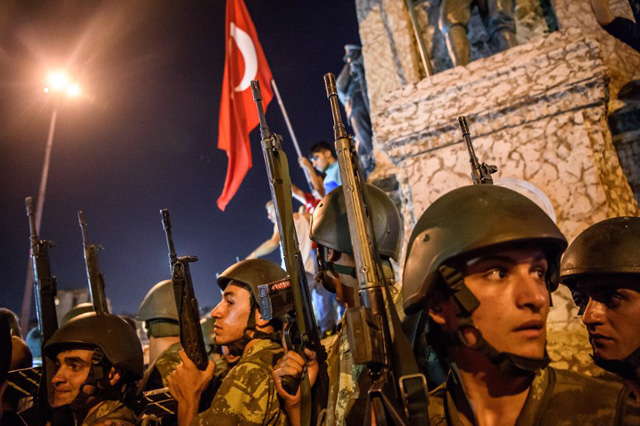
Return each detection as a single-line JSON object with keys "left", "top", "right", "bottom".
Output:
{"left": 137, "top": 280, "right": 179, "bottom": 322}
{"left": 403, "top": 185, "right": 567, "bottom": 315}
{"left": 217, "top": 259, "right": 291, "bottom": 321}
{"left": 26, "top": 327, "right": 43, "bottom": 366}
{"left": 560, "top": 217, "right": 640, "bottom": 288}
{"left": 60, "top": 303, "right": 94, "bottom": 326}
{"left": 44, "top": 312, "right": 144, "bottom": 381}
{"left": 310, "top": 183, "right": 402, "bottom": 262}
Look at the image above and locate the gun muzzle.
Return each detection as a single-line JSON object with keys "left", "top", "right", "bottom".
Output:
{"left": 324, "top": 73, "right": 337, "bottom": 99}
{"left": 250, "top": 80, "right": 262, "bottom": 102}
{"left": 458, "top": 116, "right": 470, "bottom": 137}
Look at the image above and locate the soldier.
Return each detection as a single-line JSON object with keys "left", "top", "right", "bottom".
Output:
{"left": 42, "top": 312, "right": 143, "bottom": 426}
{"left": 168, "top": 259, "right": 287, "bottom": 426}
{"left": 560, "top": 217, "right": 640, "bottom": 397}
{"left": 137, "top": 279, "right": 182, "bottom": 391}
{"left": 272, "top": 183, "right": 403, "bottom": 425}
{"left": 402, "top": 184, "right": 639, "bottom": 424}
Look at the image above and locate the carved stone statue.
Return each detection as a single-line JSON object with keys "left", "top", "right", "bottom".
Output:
{"left": 336, "top": 44, "right": 375, "bottom": 177}
{"left": 439, "top": 0, "right": 518, "bottom": 66}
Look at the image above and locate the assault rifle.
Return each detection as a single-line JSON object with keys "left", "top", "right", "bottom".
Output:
{"left": 27, "top": 197, "right": 59, "bottom": 343}
{"left": 458, "top": 116, "right": 497, "bottom": 185}
{"left": 18, "top": 197, "right": 59, "bottom": 418}
{"left": 251, "top": 80, "right": 328, "bottom": 425}
{"left": 160, "top": 209, "right": 209, "bottom": 370}
{"left": 78, "top": 211, "right": 109, "bottom": 314}
{"left": 324, "top": 73, "right": 429, "bottom": 425}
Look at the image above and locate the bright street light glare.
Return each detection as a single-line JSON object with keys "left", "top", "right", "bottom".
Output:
{"left": 44, "top": 87, "right": 50, "bottom": 93}
{"left": 67, "top": 84, "right": 81, "bottom": 97}
{"left": 48, "top": 72, "right": 68, "bottom": 90}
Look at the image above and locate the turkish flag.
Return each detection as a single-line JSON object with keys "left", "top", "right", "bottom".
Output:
{"left": 217, "top": 0, "right": 273, "bottom": 211}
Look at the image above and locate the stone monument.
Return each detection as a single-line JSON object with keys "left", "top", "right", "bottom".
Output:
{"left": 357, "top": 0, "right": 640, "bottom": 375}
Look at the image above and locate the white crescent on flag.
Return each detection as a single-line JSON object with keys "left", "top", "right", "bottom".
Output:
{"left": 230, "top": 22, "right": 258, "bottom": 92}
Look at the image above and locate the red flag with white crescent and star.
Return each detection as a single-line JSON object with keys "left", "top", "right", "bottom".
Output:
{"left": 216, "top": 0, "right": 273, "bottom": 211}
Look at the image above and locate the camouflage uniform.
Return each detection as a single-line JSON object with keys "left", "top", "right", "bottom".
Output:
{"left": 81, "top": 400, "right": 137, "bottom": 426}
{"left": 428, "top": 367, "right": 640, "bottom": 425}
{"left": 142, "top": 341, "right": 183, "bottom": 390}
{"left": 192, "top": 339, "right": 287, "bottom": 426}
{"left": 324, "top": 318, "right": 366, "bottom": 426}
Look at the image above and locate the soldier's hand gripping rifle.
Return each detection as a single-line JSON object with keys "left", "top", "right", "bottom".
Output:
{"left": 324, "top": 73, "right": 429, "bottom": 425}
{"left": 250, "top": 80, "right": 328, "bottom": 424}
{"left": 458, "top": 116, "right": 497, "bottom": 185}
{"left": 160, "top": 210, "right": 219, "bottom": 408}
{"left": 160, "top": 209, "right": 209, "bottom": 370}
{"left": 78, "top": 211, "right": 109, "bottom": 314}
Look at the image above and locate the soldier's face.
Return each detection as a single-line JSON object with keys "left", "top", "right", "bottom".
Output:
{"left": 456, "top": 246, "right": 550, "bottom": 360}
{"left": 211, "top": 284, "right": 253, "bottom": 345}
{"left": 577, "top": 277, "right": 640, "bottom": 361}
{"left": 51, "top": 349, "right": 93, "bottom": 407}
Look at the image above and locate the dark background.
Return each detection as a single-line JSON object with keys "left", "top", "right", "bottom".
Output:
{"left": 0, "top": 1, "right": 360, "bottom": 321}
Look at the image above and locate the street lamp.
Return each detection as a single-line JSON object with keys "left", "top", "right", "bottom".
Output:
{"left": 20, "top": 72, "right": 82, "bottom": 333}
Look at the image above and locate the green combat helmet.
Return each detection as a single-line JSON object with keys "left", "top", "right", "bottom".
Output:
{"left": 137, "top": 280, "right": 179, "bottom": 338}
{"left": 43, "top": 312, "right": 143, "bottom": 407}
{"left": 402, "top": 184, "right": 567, "bottom": 375}
{"left": 217, "top": 259, "right": 291, "bottom": 355}
{"left": 310, "top": 183, "right": 402, "bottom": 261}
{"left": 60, "top": 302, "right": 94, "bottom": 326}
{"left": 310, "top": 183, "right": 402, "bottom": 289}
{"left": 560, "top": 216, "right": 640, "bottom": 377}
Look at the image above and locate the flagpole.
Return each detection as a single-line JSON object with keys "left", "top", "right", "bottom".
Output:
{"left": 270, "top": 79, "right": 315, "bottom": 193}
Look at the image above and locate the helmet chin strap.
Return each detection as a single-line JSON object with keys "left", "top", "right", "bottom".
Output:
{"left": 592, "top": 346, "right": 640, "bottom": 379}
{"left": 439, "top": 264, "right": 550, "bottom": 376}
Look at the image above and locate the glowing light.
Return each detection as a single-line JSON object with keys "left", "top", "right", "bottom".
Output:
{"left": 44, "top": 71, "right": 82, "bottom": 98}
{"left": 66, "top": 84, "right": 81, "bottom": 97}
{"left": 48, "top": 72, "right": 68, "bottom": 90}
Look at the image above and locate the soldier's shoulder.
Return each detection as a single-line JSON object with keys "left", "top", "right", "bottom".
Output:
{"left": 552, "top": 367, "right": 626, "bottom": 394}
{"left": 543, "top": 367, "right": 636, "bottom": 424}
{"left": 82, "top": 400, "right": 137, "bottom": 426}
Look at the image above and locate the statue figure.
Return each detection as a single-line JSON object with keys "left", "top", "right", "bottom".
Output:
{"left": 439, "top": 0, "right": 518, "bottom": 66}
{"left": 336, "top": 44, "right": 375, "bottom": 178}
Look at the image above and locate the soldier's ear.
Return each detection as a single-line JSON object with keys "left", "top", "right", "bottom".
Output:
{"left": 108, "top": 367, "right": 122, "bottom": 386}
{"left": 255, "top": 310, "right": 270, "bottom": 328}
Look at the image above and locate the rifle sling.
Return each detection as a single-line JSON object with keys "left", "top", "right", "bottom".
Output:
{"left": 381, "top": 274, "right": 430, "bottom": 424}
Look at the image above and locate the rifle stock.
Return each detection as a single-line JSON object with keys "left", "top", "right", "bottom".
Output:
{"left": 78, "top": 211, "right": 109, "bottom": 314}
{"left": 251, "top": 80, "right": 328, "bottom": 424}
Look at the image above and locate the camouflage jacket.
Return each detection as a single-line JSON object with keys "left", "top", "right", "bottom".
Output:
{"left": 191, "top": 339, "right": 286, "bottom": 426}
{"left": 141, "top": 342, "right": 182, "bottom": 391}
{"left": 324, "top": 317, "right": 366, "bottom": 426}
{"left": 429, "top": 366, "right": 640, "bottom": 425}
{"left": 81, "top": 400, "right": 136, "bottom": 426}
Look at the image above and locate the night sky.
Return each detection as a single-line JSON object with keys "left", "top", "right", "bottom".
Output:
{"left": 0, "top": 1, "right": 361, "bottom": 321}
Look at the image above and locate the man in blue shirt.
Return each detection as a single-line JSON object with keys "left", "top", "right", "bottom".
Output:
{"left": 298, "top": 141, "right": 342, "bottom": 197}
